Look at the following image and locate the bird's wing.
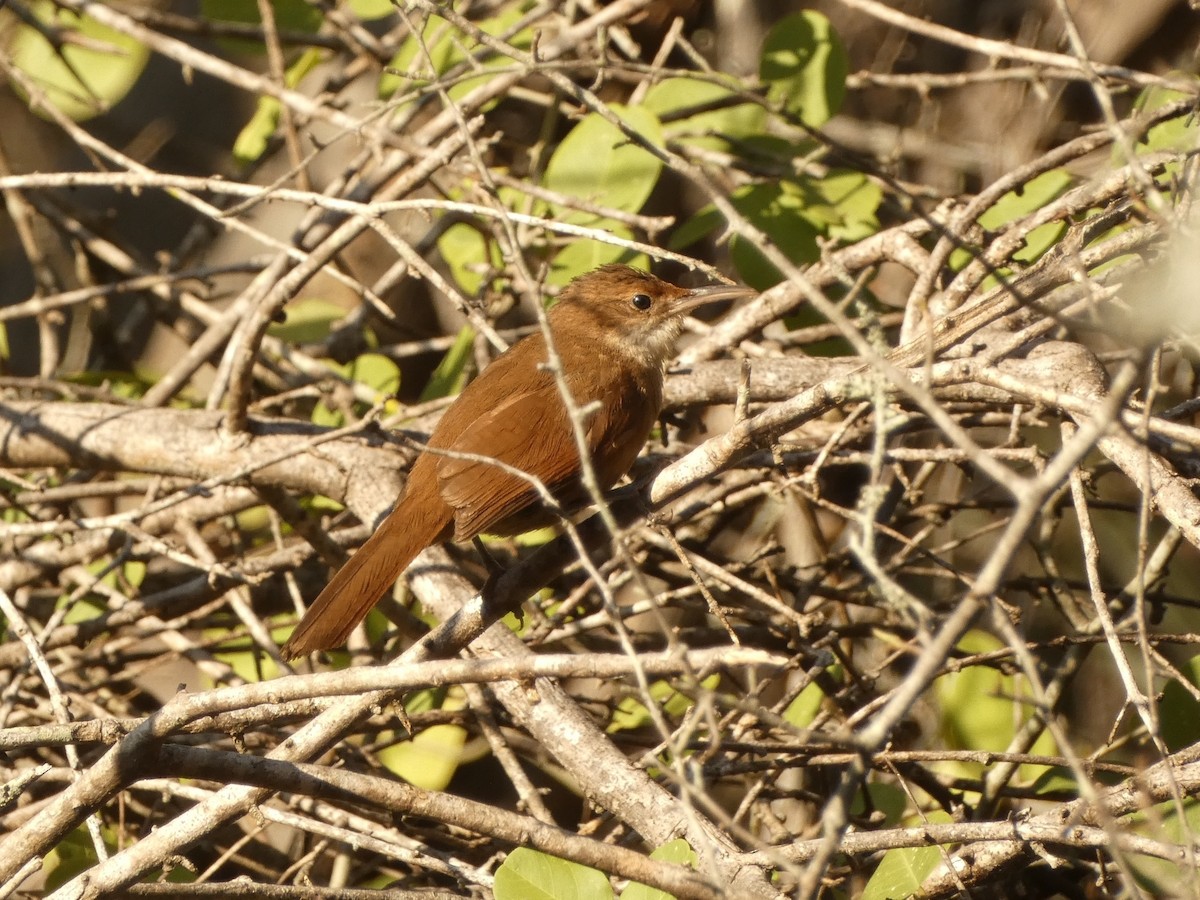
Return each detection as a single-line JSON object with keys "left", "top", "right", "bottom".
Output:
{"left": 436, "top": 378, "right": 628, "bottom": 541}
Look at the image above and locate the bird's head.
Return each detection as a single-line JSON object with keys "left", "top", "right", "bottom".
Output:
{"left": 549, "top": 264, "right": 754, "bottom": 370}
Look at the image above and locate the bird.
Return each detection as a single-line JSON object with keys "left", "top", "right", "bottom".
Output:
{"left": 281, "top": 264, "right": 753, "bottom": 657}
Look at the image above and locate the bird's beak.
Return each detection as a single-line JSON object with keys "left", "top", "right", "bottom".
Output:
{"left": 673, "top": 282, "right": 757, "bottom": 316}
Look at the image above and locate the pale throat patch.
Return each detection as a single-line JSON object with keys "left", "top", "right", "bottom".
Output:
{"left": 596, "top": 315, "right": 684, "bottom": 371}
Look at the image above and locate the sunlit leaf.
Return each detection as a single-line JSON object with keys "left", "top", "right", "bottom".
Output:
{"left": 11, "top": 1, "right": 150, "bottom": 121}
{"left": 233, "top": 47, "right": 322, "bottom": 164}
{"left": 860, "top": 812, "right": 951, "bottom": 900}
{"left": 200, "top": 0, "right": 322, "bottom": 54}
{"left": 269, "top": 297, "right": 347, "bottom": 343}
{"left": 543, "top": 106, "right": 664, "bottom": 218}
{"left": 760, "top": 11, "right": 848, "bottom": 128}
{"left": 420, "top": 325, "right": 475, "bottom": 402}
{"left": 642, "top": 76, "right": 764, "bottom": 149}
{"left": 621, "top": 839, "right": 697, "bottom": 900}
{"left": 495, "top": 848, "right": 613, "bottom": 900}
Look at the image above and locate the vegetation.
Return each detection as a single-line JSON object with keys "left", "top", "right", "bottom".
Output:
{"left": 0, "top": 1, "right": 1198, "bottom": 897}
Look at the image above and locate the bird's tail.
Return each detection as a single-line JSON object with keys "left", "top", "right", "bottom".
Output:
{"left": 281, "top": 490, "right": 450, "bottom": 658}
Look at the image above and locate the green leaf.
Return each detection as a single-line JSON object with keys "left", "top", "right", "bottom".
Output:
{"left": 934, "top": 630, "right": 1057, "bottom": 783}
{"left": 760, "top": 11, "right": 848, "bottom": 128}
{"left": 860, "top": 812, "right": 951, "bottom": 900}
{"left": 495, "top": 848, "right": 614, "bottom": 900}
{"left": 851, "top": 781, "right": 909, "bottom": 826}
{"left": 543, "top": 105, "right": 664, "bottom": 219}
{"left": 439, "top": 223, "right": 494, "bottom": 296}
{"left": 377, "top": 722, "right": 469, "bottom": 790}
{"left": 269, "top": 297, "right": 348, "bottom": 343}
{"left": 809, "top": 171, "right": 883, "bottom": 242}
{"left": 200, "top": 0, "right": 323, "bottom": 54}
{"left": 726, "top": 182, "right": 821, "bottom": 289}
{"left": 1131, "top": 77, "right": 1200, "bottom": 155}
{"left": 233, "top": 47, "right": 322, "bottom": 164}
{"left": 621, "top": 840, "right": 697, "bottom": 900}
{"left": 45, "top": 826, "right": 103, "bottom": 891}
{"left": 212, "top": 638, "right": 282, "bottom": 683}
{"left": 1127, "top": 796, "right": 1200, "bottom": 893}
{"left": 783, "top": 664, "right": 842, "bottom": 728}
{"left": 420, "top": 325, "right": 475, "bottom": 402}
{"left": 349, "top": 0, "right": 395, "bottom": 20}
{"left": 951, "top": 169, "right": 1072, "bottom": 283}
{"left": 642, "top": 76, "right": 764, "bottom": 149}
{"left": 608, "top": 676, "right": 718, "bottom": 733}
{"left": 381, "top": 13, "right": 457, "bottom": 99}
{"left": 541, "top": 107, "right": 657, "bottom": 285}
{"left": 547, "top": 224, "right": 647, "bottom": 287}
{"left": 345, "top": 352, "right": 401, "bottom": 396}
{"left": 11, "top": 1, "right": 151, "bottom": 121}
{"left": 377, "top": 688, "right": 469, "bottom": 790}
{"left": 1160, "top": 653, "right": 1200, "bottom": 752}
{"left": 977, "top": 169, "right": 1073, "bottom": 231}
{"left": 312, "top": 352, "right": 401, "bottom": 426}
{"left": 381, "top": 6, "right": 533, "bottom": 103}
{"left": 935, "top": 630, "right": 1015, "bottom": 756}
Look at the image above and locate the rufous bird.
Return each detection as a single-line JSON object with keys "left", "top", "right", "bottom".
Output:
{"left": 282, "top": 264, "right": 753, "bottom": 657}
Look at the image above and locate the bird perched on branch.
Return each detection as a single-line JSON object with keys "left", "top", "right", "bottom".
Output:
{"left": 282, "top": 264, "right": 753, "bottom": 657}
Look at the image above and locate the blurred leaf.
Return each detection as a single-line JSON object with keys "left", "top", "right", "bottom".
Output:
{"left": 1029, "top": 767, "right": 1080, "bottom": 797}
{"left": 59, "top": 596, "right": 106, "bottom": 626}
{"left": 935, "top": 630, "right": 1016, "bottom": 756}
{"left": 608, "top": 676, "right": 718, "bottom": 733}
{"left": 269, "top": 297, "right": 347, "bottom": 343}
{"left": 543, "top": 105, "right": 664, "bottom": 219}
{"left": 217, "top": 646, "right": 281, "bottom": 682}
{"left": 345, "top": 352, "right": 401, "bottom": 396}
{"left": 934, "top": 630, "right": 1057, "bottom": 783}
{"left": 809, "top": 170, "right": 883, "bottom": 242}
{"left": 349, "top": 0, "right": 395, "bottom": 20}
{"left": 439, "top": 223, "right": 493, "bottom": 296}
{"left": 378, "top": 722, "right": 469, "bottom": 790}
{"left": 11, "top": 1, "right": 150, "bottom": 121}
{"left": 621, "top": 839, "right": 697, "bottom": 900}
{"left": 978, "top": 169, "right": 1073, "bottom": 231}
{"left": 65, "top": 369, "right": 152, "bottom": 400}
{"left": 783, "top": 664, "right": 842, "bottom": 728}
{"left": 313, "top": 352, "right": 401, "bottom": 426}
{"left": 1128, "top": 795, "right": 1200, "bottom": 894}
{"left": 760, "top": 11, "right": 847, "bottom": 128}
{"left": 233, "top": 47, "right": 322, "bottom": 164}
{"left": 1160, "top": 653, "right": 1200, "bottom": 751}
{"left": 1132, "top": 77, "right": 1200, "bottom": 155}
{"left": 381, "top": 5, "right": 533, "bottom": 102}
{"left": 495, "top": 848, "right": 613, "bottom": 900}
{"left": 420, "top": 325, "right": 475, "bottom": 402}
{"left": 378, "top": 689, "right": 468, "bottom": 790}
{"left": 861, "top": 811, "right": 951, "bottom": 900}
{"left": 548, "top": 224, "right": 647, "bottom": 287}
{"left": 58, "top": 556, "right": 147, "bottom": 624}
{"left": 200, "top": 0, "right": 322, "bottom": 54}
{"left": 727, "top": 182, "right": 822, "bottom": 290}
{"left": 669, "top": 204, "right": 724, "bottom": 252}
{"left": 851, "top": 781, "right": 909, "bottom": 826}
{"left": 950, "top": 169, "right": 1072, "bottom": 283}
{"left": 642, "top": 76, "right": 763, "bottom": 149}
{"left": 45, "top": 825, "right": 107, "bottom": 890}
{"left": 381, "top": 13, "right": 457, "bottom": 99}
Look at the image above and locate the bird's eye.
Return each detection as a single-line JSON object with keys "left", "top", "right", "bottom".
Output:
{"left": 631, "top": 293, "right": 652, "bottom": 311}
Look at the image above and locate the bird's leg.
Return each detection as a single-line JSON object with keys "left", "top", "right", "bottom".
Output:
{"left": 472, "top": 536, "right": 505, "bottom": 578}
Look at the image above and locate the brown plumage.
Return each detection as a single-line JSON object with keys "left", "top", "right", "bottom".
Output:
{"left": 281, "top": 264, "right": 753, "bottom": 657}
